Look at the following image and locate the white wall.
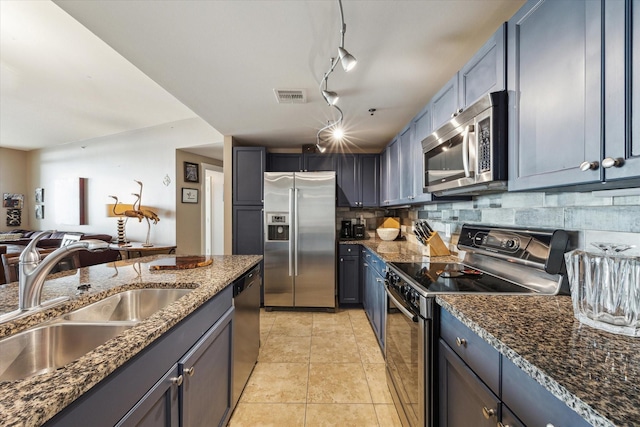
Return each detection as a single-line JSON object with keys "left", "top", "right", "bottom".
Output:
{"left": 25, "top": 117, "right": 221, "bottom": 245}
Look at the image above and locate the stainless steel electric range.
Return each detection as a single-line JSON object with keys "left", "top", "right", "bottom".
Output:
{"left": 384, "top": 223, "right": 575, "bottom": 427}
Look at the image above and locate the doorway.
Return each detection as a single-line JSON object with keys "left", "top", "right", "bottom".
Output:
{"left": 203, "top": 163, "right": 224, "bottom": 255}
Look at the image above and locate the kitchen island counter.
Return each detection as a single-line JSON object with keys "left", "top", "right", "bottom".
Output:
{"left": 0, "top": 254, "right": 262, "bottom": 427}
{"left": 437, "top": 294, "right": 639, "bottom": 427}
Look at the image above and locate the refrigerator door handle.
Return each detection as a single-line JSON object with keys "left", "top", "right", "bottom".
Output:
{"left": 294, "top": 187, "right": 299, "bottom": 276}
{"left": 288, "top": 188, "right": 294, "bottom": 277}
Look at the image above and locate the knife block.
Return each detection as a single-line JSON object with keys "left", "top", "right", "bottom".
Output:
{"left": 425, "top": 232, "right": 451, "bottom": 256}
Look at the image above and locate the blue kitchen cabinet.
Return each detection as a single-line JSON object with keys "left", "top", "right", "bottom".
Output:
{"left": 46, "top": 287, "right": 234, "bottom": 427}
{"left": 386, "top": 138, "right": 401, "bottom": 205}
{"left": 410, "top": 103, "right": 432, "bottom": 204}
{"left": 337, "top": 154, "right": 379, "bottom": 208}
{"left": 232, "top": 206, "right": 263, "bottom": 256}
{"left": 338, "top": 245, "right": 360, "bottom": 304}
{"left": 507, "top": 0, "right": 602, "bottom": 191}
{"left": 303, "top": 153, "right": 337, "bottom": 171}
{"left": 438, "top": 306, "right": 591, "bottom": 427}
{"left": 267, "top": 153, "right": 303, "bottom": 172}
{"left": 233, "top": 147, "right": 266, "bottom": 205}
{"left": 399, "top": 125, "right": 414, "bottom": 203}
{"left": 458, "top": 23, "right": 506, "bottom": 109}
{"left": 360, "top": 248, "right": 386, "bottom": 351}
{"left": 379, "top": 148, "right": 389, "bottom": 206}
{"left": 603, "top": 0, "right": 640, "bottom": 183}
{"left": 431, "top": 74, "right": 459, "bottom": 132}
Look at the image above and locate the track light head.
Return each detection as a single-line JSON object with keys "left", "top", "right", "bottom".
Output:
{"left": 322, "top": 90, "right": 340, "bottom": 105}
{"left": 338, "top": 47, "right": 357, "bottom": 72}
{"left": 316, "top": 143, "right": 327, "bottom": 153}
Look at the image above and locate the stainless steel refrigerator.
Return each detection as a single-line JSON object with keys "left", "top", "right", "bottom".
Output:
{"left": 263, "top": 171, "right": 336, "bottom": 308}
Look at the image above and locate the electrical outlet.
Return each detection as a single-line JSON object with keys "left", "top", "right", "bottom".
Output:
{"left": 445, "top": 223, "right": 452, "bottom": 238}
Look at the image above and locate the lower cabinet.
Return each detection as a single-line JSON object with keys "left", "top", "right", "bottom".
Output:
{"left": 45, "top": 287, "right": 235, "bottom": 427}
{"left": 438, "top": 340, "right": 499, "bottom": 427}
{"left": 338, "top": 245, "right": 361, "bottom": 304}
{"left": 117, "top": 309, "right": 233, "bottom": 427}
{"left": 438, "top": 306, "right": 591, "bottom": 427}
{"left": 361, "top": 248, "right": 386, "bottom": 351}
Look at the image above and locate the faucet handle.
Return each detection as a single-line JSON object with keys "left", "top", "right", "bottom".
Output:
{"left": 20, "top": 230, "right": 55, "bottom": 263}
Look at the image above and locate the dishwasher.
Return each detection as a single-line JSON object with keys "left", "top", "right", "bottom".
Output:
{"left": 232, "top": 264, "right": 261, "bottom": 407}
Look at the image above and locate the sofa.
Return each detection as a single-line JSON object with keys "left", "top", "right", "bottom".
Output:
{"left": 0, "top": 230, "right": 119, "bottom": 267}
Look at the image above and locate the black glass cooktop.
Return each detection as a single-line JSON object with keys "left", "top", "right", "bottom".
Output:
{"left": 389, "top": 261, "right": 535, "bottom": 294}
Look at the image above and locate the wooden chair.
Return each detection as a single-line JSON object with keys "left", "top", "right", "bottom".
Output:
{"left": 1, "top": 249, "right": 80, "bottom": 284}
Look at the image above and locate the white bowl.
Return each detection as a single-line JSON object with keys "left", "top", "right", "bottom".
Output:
{"left": 376, "top": 228, "right": 399, "bottom": 241}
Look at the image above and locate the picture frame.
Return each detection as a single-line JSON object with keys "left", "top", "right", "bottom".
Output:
{"left": 181, "top": 187, "right": 199, "bottom": 204}
{"left": 3, "top": 193, "right": 24, "bottom": 209}
{"left": 35, "top": 205, "right": 45, "bottom": 220}
{"left": 35, "top": 188, "right": 45, "bottom": 203}
{"left": 184, "top": 161, "right": 199, "bottom": 183}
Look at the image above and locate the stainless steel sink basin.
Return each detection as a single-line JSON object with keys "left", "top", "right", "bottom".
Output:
{"left": 61, "top": 288, "right": 193, "bottom": 322}
{"left": 0, "top": 323, "right": 132, "bottom": 382}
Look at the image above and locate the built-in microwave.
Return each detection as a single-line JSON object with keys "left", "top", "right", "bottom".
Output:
{"left": 422, "top": 90, "right": 508, "bottom": 196}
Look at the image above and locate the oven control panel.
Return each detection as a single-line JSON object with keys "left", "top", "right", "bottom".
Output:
{"left": 386, "top": 270, "right": 422, "bottom": 313}
{"left": 457, "top": 224, "right": 573, "bottom": 273}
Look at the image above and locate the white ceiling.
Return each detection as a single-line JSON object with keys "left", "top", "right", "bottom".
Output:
{"left": 1, "top": 0, "right": 524, "bottom": 156}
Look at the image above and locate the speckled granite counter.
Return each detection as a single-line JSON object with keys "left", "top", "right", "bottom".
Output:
{"left": 339, "top": 237, "right": 459, "bottom": 264}
{"left": 342, "top": 238, "right": 635, "bottom": 427}
{"left": 0, "top": 254, "right": 261, "bottom": 427}
{"left": 437, "top": 295, "right": 639, "bottom": 427}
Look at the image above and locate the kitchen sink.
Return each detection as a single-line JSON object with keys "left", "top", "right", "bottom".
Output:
{"left": 0, "top": 288, "right": 193, "bottom": 382}
{"left": 0, "top": 322, "right": 133, "bottom": 382}
{"left": 61, "top": 288, "right": 193, "bottom": 322}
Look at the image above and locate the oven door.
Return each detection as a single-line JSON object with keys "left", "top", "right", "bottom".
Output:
{"left": 385, "top": 285, "right": 425, "bottom": 427}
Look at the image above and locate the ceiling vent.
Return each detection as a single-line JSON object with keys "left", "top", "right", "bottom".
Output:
{"left": 274, "top": 89, "right": 307, "bottom": 104}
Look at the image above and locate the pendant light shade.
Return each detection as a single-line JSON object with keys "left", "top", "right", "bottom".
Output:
{"left": 322, "top": 90, "right": 340, "bottom": 105}
{"left": 338, "top": 47, "right": 357, "bottom": 72}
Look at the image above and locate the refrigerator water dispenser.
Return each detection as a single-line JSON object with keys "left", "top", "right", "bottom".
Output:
{"left": 266, "top": 213, "right": 289, "bottom": 241}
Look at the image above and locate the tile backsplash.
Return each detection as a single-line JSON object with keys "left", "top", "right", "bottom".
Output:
{"left": 410, "top": 191, "right": 640, "bottom": 255}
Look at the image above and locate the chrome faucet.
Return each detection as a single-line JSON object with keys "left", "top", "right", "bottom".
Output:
{"left": 18, "top": 231, "right": 109, "bottom": 311}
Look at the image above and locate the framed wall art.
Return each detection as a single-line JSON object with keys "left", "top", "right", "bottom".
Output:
{"left": 35, "top": 205, "right": 45, "bottom": 220}
{"left": 182, "top": 188, "right": 199, "bottom": 204}
{"left": 3, "top": 193, "right": 24, "bottom": 209}
{"left": 6, "top": 209, "right": 21, "bottom": 226}
{"left": 35, "top": 188, "right": 45, "bottom": 203}
{"left": 184, "top": 162, "right": 199, "bottom": 183}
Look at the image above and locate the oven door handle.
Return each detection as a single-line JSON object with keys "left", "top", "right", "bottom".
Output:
{"left": 462, "top": 124, "right": 472, "bottom": 178}
{"left": 385, "top": 285, "right": 418, "bottom": 323}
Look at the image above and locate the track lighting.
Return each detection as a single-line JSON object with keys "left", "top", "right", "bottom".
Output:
{"left": 338, "top": 46, "right": 357, "bottom": 72}
{"left": 322, "top": 89, "right": 339, "bottom": 106}
{"left": 316, "top": 143, "right": 327, "bottom": 153}
{"left": 316, "top": 0, "right": 357, "bottom": 148}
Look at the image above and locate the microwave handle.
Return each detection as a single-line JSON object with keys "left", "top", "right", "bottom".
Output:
{"left": 462, "top": 125, "right": 472, "bottom": 178}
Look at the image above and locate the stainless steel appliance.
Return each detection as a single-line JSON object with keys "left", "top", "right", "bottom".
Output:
{"left": 385, "top": 224, "right": 574, "bottom": 427}
{"left": 422, "top": 91, "right": 508, "bottom": 196}
{"left": 263, "top": 172, "right": 336, "bottom": 308}
{"left": 232, "top": 264, "right": 261, "bottom": 407}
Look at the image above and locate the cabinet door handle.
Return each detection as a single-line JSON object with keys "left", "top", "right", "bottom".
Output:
{"left": 340, "top": 258, "right": 344, "bottom": 262}
{"left": 185, "top": 367, "right": 195, "bottom": 376}
{"left": 170, "top": 375, "right": 183, "bottom": 386}
{"left": 602, "top": 157, "right": 624, "bottom": 168}
{"left": 482, "top": 406, "right": 496, "bottom": 419}
{"left": 579, "top": 161, "right": 599, "bottom": 171}
{"left": 455, "top": 337, "right": 467, "bottom": 347}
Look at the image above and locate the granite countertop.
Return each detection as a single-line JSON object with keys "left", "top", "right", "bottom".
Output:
{"left": 0, "top": 254, "right": 262, "bottom": 427}
{"left": 339, "top": 236, "right": 460, "bottom": 264}
{"left": 437, "top": 295, "right": 639, "bottom": 427}
{"left": 343, "top": 238, "right": 637, "bottom": 427}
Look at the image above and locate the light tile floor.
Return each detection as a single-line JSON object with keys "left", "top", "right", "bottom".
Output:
{"left": 228, "top": 308, "right": 403, "bottom": 427}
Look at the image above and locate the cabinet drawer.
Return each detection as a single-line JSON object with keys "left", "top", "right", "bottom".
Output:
{"left": 339, "top": 244, "right": 360, "bottom": 256}
{"left": 439, "top": 308, "right": 500, "bottom": 395}
{"left": 502, "top": 356, "right": 591, "bottom": 427}
{"left": 368, "top": 251, "right": 386, "bottom": 277}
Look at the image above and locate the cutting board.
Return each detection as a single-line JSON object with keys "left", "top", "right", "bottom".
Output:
{"left": 381, "top": 217, "right": 400, "bottom": 229}
{"left": 148, "top": 256, "right": 213, "bottom": 270}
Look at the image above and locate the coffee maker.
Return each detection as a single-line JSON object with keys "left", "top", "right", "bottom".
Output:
{"left": 340, "top": 220, "right": 352, "bottom": 239}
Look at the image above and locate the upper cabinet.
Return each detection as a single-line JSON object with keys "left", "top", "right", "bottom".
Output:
{"left": 304, "top": 154, "right": 337, "bottom": 172}
{"left": 458, "top": 23, "right": 506, "bottom": 109}
{"left": 233, "top": 147, "right": 266, "bottom": 205}
{"left": 603, "top": 0, "right": 640, "bottom": 182}
{"left": 337, "top": 154, "right": 379, "bottom": 208}
{"left": 267, "top": 153, "right": 303, "bottom": 172}
{"left": 507, "top": 0, "right": 602, "bottom": 191}
{"left": 431, "top": 74, "right": 460, "bottom": 132}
